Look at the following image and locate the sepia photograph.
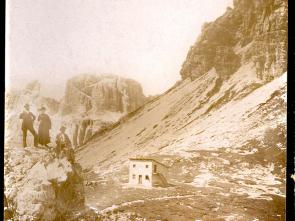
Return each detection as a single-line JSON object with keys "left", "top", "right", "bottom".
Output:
{"left": 5, "top": 0, "right": 287, "bottom": 220}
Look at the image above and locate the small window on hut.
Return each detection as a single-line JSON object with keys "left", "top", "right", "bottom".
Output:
{"left": 145, "top": 175, "right": 150, "bottom": 181}
{"left": 133, "top": 164, "right": 136, "bottom": 168}
{"left": 146, "top": 165, "right": 149, "bottom": 168}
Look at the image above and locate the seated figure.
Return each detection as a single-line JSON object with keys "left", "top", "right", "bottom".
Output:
{"left": 55, "top": 126, "right": 75, "bottom": 163}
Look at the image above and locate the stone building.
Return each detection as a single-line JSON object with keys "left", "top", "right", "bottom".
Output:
{"left": 128, "top": 158, "right": 169, "bottom": 188}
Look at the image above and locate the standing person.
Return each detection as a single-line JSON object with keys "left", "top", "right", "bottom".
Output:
{"left": 78, "top": 113, "right": 89, "bottom": 146}
{"left": 83, "top": 114, "right": 93, "bottom": 144}
{"left": 78, "top": 120, "right": 84, "bottom": 146}
{"left": 55, "top": 126, "right": 75, "bottom": 162}
{"left": 84, "top": 119, "right": 93, "bottom": 144}
{"left": 19, "top": 103, "right": 38, "bottom": 147}
{"left": 37, "top": 106, "right": 51, "bottom": 147}
{"left": 72, "top": 120, "right": 79, "bottom": 149}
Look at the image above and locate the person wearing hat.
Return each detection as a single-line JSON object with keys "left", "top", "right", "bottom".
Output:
{"left": 55, "top": 126, "right": 74, "bottom": 162}
{"left": 19, "top": 103, "right": 38, "bottom": 147}
{"left": 37, "top": 106, "right": 51, "bottom": 147}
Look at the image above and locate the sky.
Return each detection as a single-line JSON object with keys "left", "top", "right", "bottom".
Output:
{"left": 6, "top": 0, "right": 233, "bottom": 99}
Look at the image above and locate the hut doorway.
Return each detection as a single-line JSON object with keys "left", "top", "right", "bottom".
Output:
{"left": 138, "top": 175, "right": 142, "bottom": 184}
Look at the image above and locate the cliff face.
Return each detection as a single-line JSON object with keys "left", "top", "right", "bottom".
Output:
{"left": 180, "top": 0, "right": 287, "bottom": 81}
{"left": 61, "top": 74, "right": 146, "bottom": 115}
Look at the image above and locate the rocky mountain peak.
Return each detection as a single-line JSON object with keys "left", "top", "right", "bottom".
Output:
{"left": 60, "top": 74, "right": 146, "bottom": 116}
{"left": 180, "top": 0, "right": 287, "bottom": 81}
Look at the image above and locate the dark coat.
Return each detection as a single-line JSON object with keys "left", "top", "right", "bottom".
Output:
{"left": 55, "top": 132, "right": 74, "bottom": 161}
{"left": 19, "top": 111, "right": 36, "bottom": 130}
{"left": 38, "top": 113, "right": 51, "bottom": 145}
{"left": 56, "top": 132, "right": 72, "bottom": 149}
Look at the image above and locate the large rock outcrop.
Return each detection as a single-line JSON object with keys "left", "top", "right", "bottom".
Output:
{"left": 60, "top": 74, "right": 146, "bottom": 115}
{"left": 4, "top": 147, "right": 85, "bottom": 221}
{"left": 180, "top": 0, "right": 287, "bottom": 81}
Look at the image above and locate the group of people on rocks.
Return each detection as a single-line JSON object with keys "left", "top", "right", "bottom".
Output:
{"left": 19, "top": 103, "right": 74, "bottom": 161}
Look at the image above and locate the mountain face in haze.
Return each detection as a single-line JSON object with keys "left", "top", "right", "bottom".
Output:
{"left": 5, "top": 75, "right": 147, "bottom": 148}
{"left": 180, "top": 0, "right": 287, "bottom": 81}
{"left": 75, "top": 1, "right": 287, "bottom": 219}
{"left": 6, "top": 80, "right": 60, "bottom": 116}
{"left": 60, "top": 74, "right": 146, "bottom": 116}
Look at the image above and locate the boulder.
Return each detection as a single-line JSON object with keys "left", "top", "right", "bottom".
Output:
{"left": 4, "top": 147, "right": 84, "bottom": 221}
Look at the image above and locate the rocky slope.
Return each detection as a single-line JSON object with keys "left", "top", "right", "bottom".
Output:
{"left": 180, "top": 0, "right": 287, "bottom": 82}
{"left": 77, "top": 68, "right": 286, "bottom": 221}
{"left": 76, "top": 69, "right": 286, "bottom": 220}
{"left": 77, "top": 68, "right": 286, "bottom": 171}
{"left": 75, "top": 0, "right": 287, "bottom": 220}
{"left": 60, "top": 74, "right": 146, "bottom": 116}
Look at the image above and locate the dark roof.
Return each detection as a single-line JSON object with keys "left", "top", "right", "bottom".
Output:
{"left": 129, "top": 158, "right": 169, "bottom": 168}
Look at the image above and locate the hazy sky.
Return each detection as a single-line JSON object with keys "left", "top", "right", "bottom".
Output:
{"left": 6, "top": 0, "right": 233, "bottom": 98}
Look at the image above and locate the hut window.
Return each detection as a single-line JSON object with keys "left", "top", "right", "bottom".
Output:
{"left": 145, "top": 175, "right": 150, "bottom": 181}
{"left": 146, "top": 165, "right": 149, "bottom": 168}
{"left": 132, "top": 174, "right": 136, "bottom": 179}
{"left": 133, "top": 164, "right": 136, "bottom": 168}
